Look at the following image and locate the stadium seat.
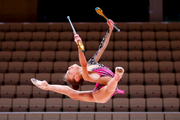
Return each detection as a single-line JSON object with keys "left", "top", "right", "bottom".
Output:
{"left": 114, "top": 41, "right": 128, "bottom": 50}
{"left": 0, "top": 98, "right": 12, "bottom": 112}
{"left": 156, "top": 41, "right": 170, "bottom": 50}
{"left": 118, "top": 73, "right": 129, "bottom": 85}
{"left": 22, "top": 23, "right": 36, "bottom": 32}
{"left": 159, "top": 61, "right": 174, "bottom": 73}
{"left": 60, "top": 32, "right": 73, "bottom": 41}
{"left": 41, "top": 51, "right": 55, "bottom": 61}
{"left": 23, "top": 62, "right": 38, "bottom": 73}
{"left": 0, "top": 23, "right": 9, "bottom": 32}
{"left": 46, "top": 32, "right": 59, "bottom": 41}
{"left": 163, "top": 98, "right": 179, "bottom": 111}
{"left": 32, "top": 32, "right": 46, "bottom": 41}
{"left": 144, "top": 61, "right": 158, "bottom": 73}
{"left": 26, "top": 51, "right": 40, "bottom": 61}
{"left": 29, "top": 41, "right": 43, "bottom": 51}
{"left": 32, "top": 86, "right": 48, "bottom": 98}
{"left": 16, "top": 85, "right": 32, "bottom": 98}
{"left": 128, "top": 51, "right": 142, "bottom": 61}
{"left": 113, "top": 98, "right": 129, "bottom": 111}
{"left": 20, "top": 73, "right": 34, "bottom": 85}
{"left": 12, "top": 51, "right": 26, "bottom": 61}
{"left": 147, "top": 113, "right": 164, "bottom": 120}
{"left": 154, "top": 23, "right": 168, "bottom": 31}
{"left": 46, "top": 98, "right": 62, "bottom": 111}
{"left": 114, "top": 51, "right": 128, "bottom": 61}
{"left": 12, "top": 98, "right": 29, "bottom": 112}
{"left": 62, "top": 98, "right": 79, "bottom": 111}
{"left": 169, "top": 31, "right": 180, "bottom": 40}
{"left": 172, "top": 51, "right": 180, "bottom": 61}
{"left": 157, "top": 51, "right": 171, "bottom": 61}
{"left": 142, "top": 41, "right": 156, "bottom": 50}
{"left": 49, "top": 23, "right": 62, "bottom": 31}
{"left": 129, "top": 85, "right": 144, "bottom": 98}
{"left": 129, "top": 73, "right": 144, "bottom": 85}
{"left": 95, "top": 113, "right": 112, "bottom": 120}
{"left": 43, "top": 41, "right": 57, "bottom": 51}
{"left": 4, "top": 73, "right": 19, "bottom": 85}
{"left": 29, "top": 98, "right": 45, "bottom": 112}
{"left": 130, "top": 98, "right": 146, "bottom": 111}
{"left": 143, "top": 51, "right": 157, "bottom": 61}
{"left": 1, "top": 41, "right": 15, "bottom": 51}
{"left": 0, "top": 85, "right": 16, "bottom": 98}
{"left": 8, "top": 114, "right": 25, "bottom": 120}
{"left": 15, "top": 41, "right": 29, "bottom": 51}
{"left": 8, "top": 62, "right": 23, "bottom": 73}
{"left": 128, "top": 24, "right": 141, "bottom": 31}
{"left": 0, "top": 51, "right": 12, "bottom": 61}
{"left": 114, "top": 31, "right": 128, "bottom": 41}
{"left": 96, "top": 99, "right": 112, "bottom": 112}
{"left": 77, "top": 113, "right": 94, "bottom": 120}
{"left": 38, "top": 62, "right": 53, "bottom": 73}
{"left": 79, "top": 101, "right": 95, "bottom": 112}
{"left": 160, "top": 73, "right": 175, "bottom": 85}
{"left": 85, "top": 41, "right": 100, "bottom": 50}
{"left": 5, "top": 32, "right": 18, "bottom": 41}
{"left": 141, "top": 23, "right": 154, "bottom": 31}
{"left": 155, "top": 31, "right": 169, "bottom": 41}
{"left": 146, "top": 98, "right": 162, "bottom": 111}
{"left": 0, "top": 62, "right": 8, "bottom": 73}
{"left": 58, "top": 41, "right": 71, "bottom": 51}
{"left": 145, "top": 85, "right": 161, "bottom": 98}
{"left": 35, "top": 73, "right": 51, "bottom": 83}
{"left": 171, "top": 41, "right": 180, "bottom": 50}
{"left": 18, "top": 32, "right": 32, "bottom": 41}
{"left": 9, "top": 23, "right": 22, "bottom": 32}
{"left": 128, "top": 61, "right": 143, "bottom": 73}
{"left": 128, "top": 41, "right": 142, "bottom": 50}
{"left": 128, "top": 31, "right": 141, "bottom": 41}
{"left": 162, "top": 85, "right": 177, "bottom": 98}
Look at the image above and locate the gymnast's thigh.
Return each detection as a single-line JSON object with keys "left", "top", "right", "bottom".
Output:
{"left": 93, "top": 86, "right": 114, "bottom": 103}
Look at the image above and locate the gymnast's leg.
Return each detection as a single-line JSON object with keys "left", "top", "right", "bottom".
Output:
{"left": 93, "top": 67, "right": 124, "bottom": 103}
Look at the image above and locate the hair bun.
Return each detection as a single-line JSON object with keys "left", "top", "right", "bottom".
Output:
{"left": 72, "top": 85, "right": 80, "bottom": 90}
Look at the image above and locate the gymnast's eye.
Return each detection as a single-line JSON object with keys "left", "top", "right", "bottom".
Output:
{"left": 68, "top": 71, "right": 70, "bottom": 74}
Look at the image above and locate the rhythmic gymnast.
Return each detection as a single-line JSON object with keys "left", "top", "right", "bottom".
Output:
{"left": 31, "top": 19, "right": 125, "bottom": 103}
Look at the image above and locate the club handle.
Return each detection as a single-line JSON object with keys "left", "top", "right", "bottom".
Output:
{"left": 113, "top": 24, "right": 120, "bottom": 32}
{"left": 67, "top": 16, "right": 77, "bottom": 35}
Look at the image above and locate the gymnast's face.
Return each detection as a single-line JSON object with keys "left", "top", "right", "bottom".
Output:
{"left": 66, "top": 64, "right": 80, "bottom": 81}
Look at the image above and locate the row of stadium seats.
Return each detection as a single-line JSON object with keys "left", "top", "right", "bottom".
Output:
{"left": 0, "top": 85, "right": 179, "bottom": 98}
{"left": 0, "top": 31, "right": 180, "bottom": 41}
{"left": 0, "top": 98, "right": 179, "bottom": 112}
{"left": 0, "top": 73, "right": 180, "bottom": 85}
{"left": 0, "top": 22, "right": 180, "bottom": 32}
{"left": 0, "top": 51, "right": 180, "bottom": 62}
{"left": 0, "top": 61, "right": 180, "bottom": 73}
{"left": 0, "top": 41, "right": 180, "bottom": 51}
{"left": 0, "top": 112, "right": 179, "bottom": 120}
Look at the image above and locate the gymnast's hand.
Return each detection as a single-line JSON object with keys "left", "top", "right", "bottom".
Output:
{"left": 74, "top": 34, "right": 82, "bottom": 45}
{"left": 107, "top": 19, "right": 114, "bottom": 30}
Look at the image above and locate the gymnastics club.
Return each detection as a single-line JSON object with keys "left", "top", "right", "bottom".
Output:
{"left": 95, "top": 7, "right": 120, "bottom": 32}
{"left": 67, "top": 16, "right": 85, "bottom": 52}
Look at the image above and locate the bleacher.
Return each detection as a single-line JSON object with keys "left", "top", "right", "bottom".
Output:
{"left": 0, "top": 22, "right": 180, "bottom": 120}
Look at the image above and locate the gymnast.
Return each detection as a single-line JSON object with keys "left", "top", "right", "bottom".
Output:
{"left": 31, "top": 19, "right": 125, "bottom": 103}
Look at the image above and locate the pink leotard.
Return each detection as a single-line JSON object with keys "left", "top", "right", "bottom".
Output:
{"left": 87, "top": 29, "right": 124, "bottom": 103}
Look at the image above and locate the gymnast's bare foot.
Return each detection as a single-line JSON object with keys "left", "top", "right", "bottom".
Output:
{"left": 115, "top": 67, "right": 124, "bottom": 81}
{"left": 31, "top": 78, "right": 49, "bottom": 90}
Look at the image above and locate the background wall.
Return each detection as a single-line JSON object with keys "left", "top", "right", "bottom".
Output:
{"left": 0, "top": 0, "right": 37, "bottom": 22}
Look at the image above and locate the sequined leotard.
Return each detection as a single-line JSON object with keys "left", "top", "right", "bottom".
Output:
{"left": 87, "top": 29, "right": 125, "bottom": 103}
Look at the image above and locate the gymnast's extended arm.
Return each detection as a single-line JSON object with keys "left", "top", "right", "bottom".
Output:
{"left": 91, "top": 19, "right": 114, "bottom": 63}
